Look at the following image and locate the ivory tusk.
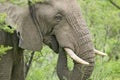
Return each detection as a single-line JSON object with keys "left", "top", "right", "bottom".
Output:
{"left": 94, "top": 49, "right": 107, "bottom": 56}
{"left": 64, "top": 48, "right": 89, "bottom": 65}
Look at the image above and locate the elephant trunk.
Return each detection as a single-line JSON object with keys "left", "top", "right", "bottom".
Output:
{"left": 56, "top": 2, "right": 95, "bottom": 80}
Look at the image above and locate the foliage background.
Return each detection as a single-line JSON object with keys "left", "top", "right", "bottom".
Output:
{"left": 0, "top": 0, "right": 120, "bottom": 80}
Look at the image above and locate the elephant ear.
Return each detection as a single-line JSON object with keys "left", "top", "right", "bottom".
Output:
{"left": 0, "top": 3, "right": 43, "bottom": 51}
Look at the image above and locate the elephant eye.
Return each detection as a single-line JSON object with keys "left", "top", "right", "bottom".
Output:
{"left": 55, "top": 13, "right": 62, "bottom": 22}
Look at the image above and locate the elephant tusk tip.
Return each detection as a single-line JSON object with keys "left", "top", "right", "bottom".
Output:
{"left": 83, "top": 62, "right": 90, "bottom": 65}
{"left": 76, "top": 59, "right": 90, "bottom": 65}
{"left": 77, "top": 59, "right": 90, "bottom": 65}
{"left": 94, "top": 49, "right": 108, "bottom": 56}
{"left": 102, "top": 53, "right": 108, "bottom": 56}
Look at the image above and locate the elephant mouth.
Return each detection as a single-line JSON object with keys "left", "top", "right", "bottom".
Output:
{"left": 44, "top": 34, "right": 106, "bottom": 65}
{"left": 43, "top": 35, "right": 90, "bottom": 65}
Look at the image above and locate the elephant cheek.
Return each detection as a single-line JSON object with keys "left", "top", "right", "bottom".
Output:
{"left": 54, "top": 24, "right": 76, "bottom": 51}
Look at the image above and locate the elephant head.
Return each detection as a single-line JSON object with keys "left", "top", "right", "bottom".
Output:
{"left": 0, "top": 0, "right": 106, "bottom": 80}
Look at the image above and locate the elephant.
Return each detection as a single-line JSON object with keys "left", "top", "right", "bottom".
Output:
{"left": 0, "top": 0, "right": 107, "bottom": 80}
{"left": 0, "top": 30, "right": 24, "bottom": 80}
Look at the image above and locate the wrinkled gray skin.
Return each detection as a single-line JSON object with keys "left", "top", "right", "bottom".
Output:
{"left": 0, "top": 31, "right": 24, "bottom": 80}
{"left": 0, "top": 0, "right": 95, "bottom": 80}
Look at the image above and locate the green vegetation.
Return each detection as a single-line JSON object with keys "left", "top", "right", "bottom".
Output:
{"left": 0, "top": 13, "right": 13, "bottom": 57}
{"left": 0, "top": 13, "right": 15, "bottom": 33}
{"left": 26, "top": 46, "right": 59, "bottom": 80}
{"left": 91, "top": 58, "right": 120, "bottom": 80}
{"left": 0, "top": 45, "right": 12, "bottom": 57}
{"left": 79, "top": 1, "right": 120, "bottom": 80}
{"left": 0, "top": 0, "right": 120, "bottom": 80}
{"left": 79, "top": 0, "right": 120, "bottom": 56}
{"left": 26, "top": 47, "right": 120, "bottom": 80}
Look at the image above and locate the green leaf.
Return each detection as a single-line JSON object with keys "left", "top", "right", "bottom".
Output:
{"left": 0, "top": 45, "right": 13, "bottom": 57}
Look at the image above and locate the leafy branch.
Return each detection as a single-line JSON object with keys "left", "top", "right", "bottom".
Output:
{"left": 109, "top": 0, "right": 120, "bottom": 9}
{"left": 0, "top": 13, "right": 13, "bottom": 59}
{"left": 0, "top": 45, "right": 12, "bottom": 57}
{"left": 0, "top": 13, "right": 15, "bottom": 33}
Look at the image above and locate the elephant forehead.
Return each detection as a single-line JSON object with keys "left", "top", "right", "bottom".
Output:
{"left": 37, "top": 4, "right": 57, "bottom": 18}
{"left": 52, "top": 1, "right": 68, "bottom": 10}
{"left": 50, "top": 0, "right": 76, "bottom": 14}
